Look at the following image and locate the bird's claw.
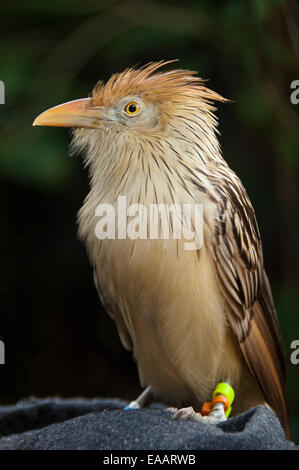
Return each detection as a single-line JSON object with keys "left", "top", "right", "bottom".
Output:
{"left": 171, "top": 404, "right": 227, "bottom": 424}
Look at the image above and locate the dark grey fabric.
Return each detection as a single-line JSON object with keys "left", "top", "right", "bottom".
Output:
{"left": 0, "top": 398, "right": 297, "bottom": 450}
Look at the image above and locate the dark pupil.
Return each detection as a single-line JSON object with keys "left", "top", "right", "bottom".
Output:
{"left": 128, "top": 104, "right": 137, "bottom": 113}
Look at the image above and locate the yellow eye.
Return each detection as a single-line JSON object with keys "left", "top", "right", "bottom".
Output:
{"left": 125, "top": 102, "right": 140, "bottom": 115}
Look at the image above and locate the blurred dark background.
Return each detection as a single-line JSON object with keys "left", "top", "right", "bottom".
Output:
{"left": 0, "top": 0, "right": 298, "bottom": 441}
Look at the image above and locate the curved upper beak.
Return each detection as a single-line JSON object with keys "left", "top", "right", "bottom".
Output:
{"left": 33, "top": 98, "right": 101, "bottom": 128}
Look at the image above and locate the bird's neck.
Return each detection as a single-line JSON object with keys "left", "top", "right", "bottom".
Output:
{"left": 88, "top": 125, "right": 222, "bottom": 201}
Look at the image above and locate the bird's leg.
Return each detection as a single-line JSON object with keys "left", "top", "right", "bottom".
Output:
{"left": 124, "top": 386, "right": 153, "bottom": 410}
{"left": 172, "top": 381, "right": 235, "bottom": 425}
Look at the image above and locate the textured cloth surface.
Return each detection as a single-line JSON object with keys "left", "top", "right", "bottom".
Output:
{"left": 0, "top": 398, "right": 297, "bottom": 450}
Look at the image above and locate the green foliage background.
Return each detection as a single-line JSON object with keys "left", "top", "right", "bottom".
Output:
{"left": 0, "top": 0, "right": 298, "bottom": 441}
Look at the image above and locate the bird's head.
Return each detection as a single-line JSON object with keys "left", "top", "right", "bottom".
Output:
{"left": 33, "top": 61, "right": 228, "bottom": 207}
{"left": 33, "top": 60, "right": 226, "bottom": 153}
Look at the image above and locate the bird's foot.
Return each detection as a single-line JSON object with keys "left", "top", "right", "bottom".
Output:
{"left": 124, "top": 386, "right": 153, "bottom": 410}
{"left": 170, "top": 382, "right": 234, "bottom": 424}
{"left": 124, "top": 400, "right": 141, "bottom": 410}
{"left": 170, "top": 402, "right": 227, "bottom": 424}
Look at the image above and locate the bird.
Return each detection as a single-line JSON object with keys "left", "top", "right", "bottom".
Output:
{"left": 33, "top": 60, "right": 289, "bottom": 438}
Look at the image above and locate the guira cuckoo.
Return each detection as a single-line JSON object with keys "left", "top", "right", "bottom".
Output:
{"left": 33, "top": 61, "right": 289, "bottom": 438}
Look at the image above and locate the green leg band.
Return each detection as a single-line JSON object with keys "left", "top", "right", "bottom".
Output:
{"left": 212, "top": 382, "right": 235, "bottom": 418}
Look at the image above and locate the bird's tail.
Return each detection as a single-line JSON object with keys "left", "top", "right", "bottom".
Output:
{"left": 240, "top": 271, "right": 290, "bottom": 439}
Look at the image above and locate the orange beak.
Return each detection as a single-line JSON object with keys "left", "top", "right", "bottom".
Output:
{"left": 33, "top": 98, "right": 102, "bottom": 128}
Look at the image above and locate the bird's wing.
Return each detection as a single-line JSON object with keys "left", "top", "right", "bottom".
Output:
{"left": 211, "top": 169, "right": 289, "bottom": 436}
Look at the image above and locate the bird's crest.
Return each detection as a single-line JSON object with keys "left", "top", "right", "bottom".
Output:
{"left": 91, "top": 60, "right": 227, "bottom": 108}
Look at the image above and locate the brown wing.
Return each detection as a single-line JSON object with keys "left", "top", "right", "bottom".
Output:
{"left": 212, "top": 170, "right": 289, "bottom": 438}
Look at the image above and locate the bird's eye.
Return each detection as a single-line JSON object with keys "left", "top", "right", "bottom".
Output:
{"left": 125, "top": 102, "right": 140, "bottom": 116}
